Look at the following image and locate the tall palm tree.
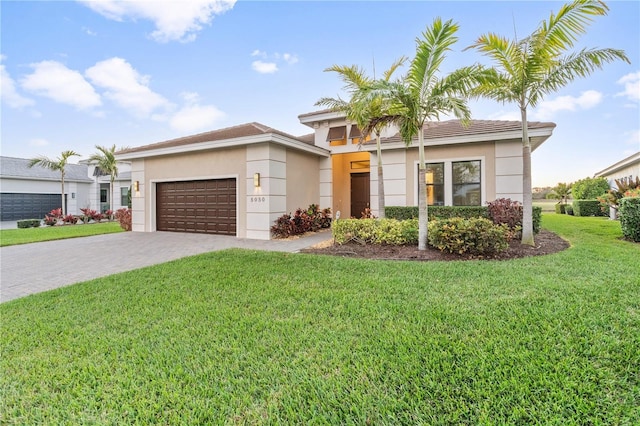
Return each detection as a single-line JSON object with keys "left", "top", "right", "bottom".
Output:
{"left": 28, "top": 150, "right": 80, "bottom": 216}
{"left": 315, "top": 57, "right": 406, "bottom": 219}
{"left": 368, "top": 18, "right": 481, "bottom": 250}
{"left": 468, "top": 0, "right": 629, "bottom": 246}
{"left": 88, "top": 144, "right": 120, "bottom": 216}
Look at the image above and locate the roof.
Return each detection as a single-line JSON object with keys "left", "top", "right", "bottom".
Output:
{"left": 380, "top": 119, "right": 556, "bottom": 143}
{"left": 117, "top": 122, "right": 315, "bottom": 156}
{"left": 594, "top": 151, "right": 640, "bottom": 177}
{"left": 0, "top": 156, "right": 93, "bottom": 183}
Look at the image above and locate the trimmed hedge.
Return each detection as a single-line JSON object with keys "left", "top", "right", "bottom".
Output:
{"left": 386, "top": 205, "right": 541, "bottom": 234}
{"left": 427, "top": 217, "right": 511, "bottom": 255}
{"left": 565, "top": 205, "right": 574, "bottom": 216}
{"left": 555, "top": 203, "right": 566, "bottom": 214}
{"left": 618, "top": 197, "right": 640, "bottom": 242}
{"left": 333, "top": 218, "right": 418, "bottom": 245}
{"left": 572, "top": 200, "right": 605, "bottom": 217}
{"left": 17, "top": 219, "right": 41, "bottom": 229}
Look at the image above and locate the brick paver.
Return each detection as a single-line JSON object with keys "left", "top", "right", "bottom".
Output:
{"left": 0, "top": 230, "right": 332, "bottom": 303}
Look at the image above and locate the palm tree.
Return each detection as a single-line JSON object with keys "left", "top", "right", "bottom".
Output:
{"left": 28, "top": 150, "right": 80, "bottom": 216}
{"left": 367, "top": 18, "right": 481, "bottom": 250}
{"left": 88, "top": 144, "right": 120, "bottom": 217}
{"left": 315, "top": 57, "right": 406, "bottom": 219}
{"left": 467, "top": 0, "right": 629, "bottom": 246}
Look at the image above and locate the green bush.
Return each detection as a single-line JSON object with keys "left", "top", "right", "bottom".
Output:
{"left": 385, "top": 206, "right": 489, "bottom": 221}
{"left": 618, "top": 197, "right": 640, "bottom": 242}
{"left": 565, "top": 205, "right": 574, "bottom": 216}
{"left": 533, "top": 206, "right": 542, "bottom": 234}
{"left": 571, "top": 176, "right": 610, "bottom": 200}
{"left": 427, "top": 217, "right": 510, "bottom": 256}
{"left": 555, "top": 203, "right": 566, "bottom": 214}
{"left": 573, "top": 200, "right": 605, "bottom": 217}
{"left": 17, "top": 219, "right": 41, "bottom": 229}
{"left": 333, "top": 218, "right": 418, "bottom": 245}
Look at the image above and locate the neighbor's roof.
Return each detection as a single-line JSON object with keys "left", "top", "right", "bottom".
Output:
{"left": 380, "top": 120, "right": 556, "bottom": 143}
{"left": 117, "top": 122, "right": 316, "bottom": 156}
{"left": 0, "top": 156, "right": 93, "bottom": 182}
{"left": 594, "top": 151, "right": 640, "bottom": 177}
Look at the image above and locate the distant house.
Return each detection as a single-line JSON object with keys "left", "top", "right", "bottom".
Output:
{"left": 594, "top": 151, "right": 640, "bottom": 188}
{"left": 116, "top": 111, "right": 555, "bottom": 239}
{"left": 0, "top": 156, "right": 131, "bottom": 221}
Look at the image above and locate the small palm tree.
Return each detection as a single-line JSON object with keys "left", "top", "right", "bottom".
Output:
{"left": 316, "top": 57, "right": 406, "bottom": 219}
{"left": 367, "top": 18, "right": 482, "bottom": 250}
{"left": 29, "top": 150, "right": 81, "bottom": 216}
{"left": 88, "top": 145, "right": 120, "bottom": 216}
{"left": 468, "top": 0, "right": 629, "bottom": 246}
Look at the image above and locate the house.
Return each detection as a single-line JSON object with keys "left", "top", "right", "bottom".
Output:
{"left": 115, "top": 111, "right": 556, "bottom": 239}
{"left": 0, "top": 156, "right": 131, "bottom": 221}
{"left": 594, "top": 151, "right": 640, "bottom": 188}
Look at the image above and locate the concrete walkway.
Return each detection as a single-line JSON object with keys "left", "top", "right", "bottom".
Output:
{"left": 0, "top": 230, "right": 332, "bottom": 303}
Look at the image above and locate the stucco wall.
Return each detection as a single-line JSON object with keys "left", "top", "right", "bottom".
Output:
{"left": 286, "top": 149, "right": 321, "bottom": 213}
{"left": 331, "top": 151, "right": 370, "bottom": 217}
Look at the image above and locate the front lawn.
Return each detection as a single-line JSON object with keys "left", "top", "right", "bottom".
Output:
{"left": 1, "top": 215, "right": 638, "bottom": 423}
{"left": 0, "top": 222, "right": 123, "bottom": 247}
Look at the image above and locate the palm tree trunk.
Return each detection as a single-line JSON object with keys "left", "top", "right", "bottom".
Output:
{"left": 376, "top": 133, "right": 385, "bottom": 219}
{"left": 521, "top": 107, "right": 535, "bottom": 246}
{"left": 61, "top": 171, "right": 66, "bottom": 216}
{"left": 110, "top": 177, "right": 115, "bottom": 219}
{"left": 418, "top": 129, "right": 428, "bottom": 251}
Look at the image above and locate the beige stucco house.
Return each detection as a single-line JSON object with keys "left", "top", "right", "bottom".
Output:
{"left": 594, "top": 151, "right": 640, "bottom": 188}
{"left": 115, "top": 110, "right": 555, "bottom": 239}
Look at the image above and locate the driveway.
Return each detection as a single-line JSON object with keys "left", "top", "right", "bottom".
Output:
{"left": 0, "top": 230, "right": 331, "bottom": 303}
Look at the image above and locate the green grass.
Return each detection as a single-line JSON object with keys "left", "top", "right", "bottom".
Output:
{"left": 0, "top": 222, "right": 123, "bottom": 247}
{"left": 1, "top": 215, "right": 638, "bottom": 424}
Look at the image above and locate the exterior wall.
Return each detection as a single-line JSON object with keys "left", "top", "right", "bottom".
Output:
{"left": 370, "top": 150, "right": 407, "bottom": 216}
{"left": 137, "top": 148, "right": 247, "bottom": 236}
{"left": 600, "top": 163, "right": 640, "bottom": 188}
{"left": 494, "top": 140, "right": 523, "bottom": 201}
{"left": 404, "top": 142, "right": 496, "bottom": 206}
{"left": 285, "top": 149, "right": 321, "bottom": 213}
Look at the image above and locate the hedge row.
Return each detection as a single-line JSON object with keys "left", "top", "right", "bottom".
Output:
{"left": 17, "top": 219, "right": 41, "bottom": 229}
{"left": 619, "top": 197, "right": 640, "bottom": 242}
{"left": 385, "top": 205, "right": 542, "bottom": 234}
{"left": 572, "top": 200, "right": 606, "bottom": 217}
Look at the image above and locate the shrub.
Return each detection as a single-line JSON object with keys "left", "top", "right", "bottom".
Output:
{"left": 271, "top": 204, "right": 331, "bottom": 238}
{"left": 332, "top": 218, "right": 418, "bottom": 245}
{"left": 532, "top": 206, "right": 542, "bottom": 234}
{"left": 571, "top": 176, "right": 610, "bottom": 200}
{"left": 47, "top": 208, "right": 63, "bottom": 219}
{"left": 573, "top": 200, "right": 605, "bottom": 217}
{"left": 62, "top": 214, "right": 79, "bottom": 224}
{"left": 487, "top": 198, "right": 522, "bottom": 229}
{"left": 43, "top": 215, "right": 58, "bottom": 226}
{"left": 115, "top": 208, "right": 132, "bottom": 231}
{"left": 105, "top": 209, "right": 114, "bottom": 221}
{"left": 385, "top": 206, "right": 489, "bottom": 221}
{"left": 17, "top": 219, "right": 41, "bottom": 229}
{"left": 618, "top": 197, "right": 640, "bottom": 242}
{"left": 565, "top": 205, "right": 574, "bottom": 216}
{"left": 427, "top": 217, "right": 510, "bottom": 256}
{"left": 555, "top": 203, "right": 566, "bottom": 214}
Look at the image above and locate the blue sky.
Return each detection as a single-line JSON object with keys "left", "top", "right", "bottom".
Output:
{"left": 1, "top": 0, "right": 638, "bottom": 187}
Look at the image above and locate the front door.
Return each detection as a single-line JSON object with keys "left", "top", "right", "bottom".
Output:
{"left": 350, "top": 172, "right": 370, "bottom": 218}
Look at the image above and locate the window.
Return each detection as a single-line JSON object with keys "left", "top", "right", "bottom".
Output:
{"left": 100, "top": 188, "right": 108, "bottom": 203}
{"left": 424, "top": 163, "right": 444, "bottom": 206}
{"left": 327, "top": 126, "right": 347, "bottom": 146}
{"left": 121, "top": 187, "right": 129, "bottom": 207}
{"left": 452, "top": 160, "right": 481, "bottom": 206}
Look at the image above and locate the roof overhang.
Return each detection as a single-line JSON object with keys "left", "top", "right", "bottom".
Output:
{"left": 115, "top": 133, "right": 330, "bottom": 161}
{"left": 594, "top": 151, "right": 640, "bottom": 177}
{"left": 298, "top": 110, "right": 345, "bottom": 127}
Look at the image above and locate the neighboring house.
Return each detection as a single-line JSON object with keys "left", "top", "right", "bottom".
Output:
{"left": 80, "top": 160, "right": 132, "bottom": 213}
{"left": 0, "top": 156, "right": 131, "bottom": 221}
{"left": 116, "top": 112, "right": 555, "bottom": 239}
{"left": 594, "top": 151, "right": 640, "bottom": 188}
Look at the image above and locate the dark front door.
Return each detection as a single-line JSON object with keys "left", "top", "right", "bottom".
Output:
{"left": 350, "top": 173, "right": 370, "bottom": 218}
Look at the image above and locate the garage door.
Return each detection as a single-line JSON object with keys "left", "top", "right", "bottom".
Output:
{"left": 156, "top": 179, "right": 236, "bottom": 235}
{"left": 0, "top": 193, "right": 65, "bottom": 221}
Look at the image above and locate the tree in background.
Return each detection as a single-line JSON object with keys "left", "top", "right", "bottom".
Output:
{"left": 572, "top": 176, "right": 610, "bottom": 200}
{"left": 468, "top": 0, "right": 629, "bottom": 245}
{"left": 29, "top": 150, "right": 81, "bottom": 216}
{"left": 546, "top": 182, "right": 572, "bottom": 204}
{"left": 89, "top": 145, "right": 121, "bottom": 218}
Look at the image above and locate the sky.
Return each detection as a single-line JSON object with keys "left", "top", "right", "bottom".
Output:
{"left": 1, "top": 0, "right": 638, "bottom": 187}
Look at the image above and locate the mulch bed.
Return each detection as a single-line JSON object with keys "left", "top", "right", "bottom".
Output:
{"left": 300, "top": 230, "right": 570, "bottom": 261}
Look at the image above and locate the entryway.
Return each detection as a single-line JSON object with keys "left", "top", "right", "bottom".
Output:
{"left": 350, "top": 172, "right": 370, "bottom": 218}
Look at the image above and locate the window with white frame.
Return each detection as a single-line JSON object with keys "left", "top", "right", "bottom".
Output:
{"left": 452, "top": 160, "right": 481, "bottom": 206}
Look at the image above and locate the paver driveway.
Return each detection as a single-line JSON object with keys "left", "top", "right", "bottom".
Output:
{"left": 0, "top": 230, "right": 331, "bottom": 303}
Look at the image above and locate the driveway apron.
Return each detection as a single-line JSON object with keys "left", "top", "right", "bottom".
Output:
{"left": 0, "top": 230, "right": 331, "bottom": 303}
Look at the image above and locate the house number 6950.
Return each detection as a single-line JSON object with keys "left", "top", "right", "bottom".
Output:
{"left": 251, "top": 197, "right": 266, "bottom": 202}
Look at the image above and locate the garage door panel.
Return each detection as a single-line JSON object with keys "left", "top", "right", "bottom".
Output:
{"left": 156, "top": 179, "right": 236, "bottom": 235}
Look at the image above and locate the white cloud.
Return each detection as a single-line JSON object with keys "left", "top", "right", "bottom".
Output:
{"left": 83, "top": 27, "right": 97, "bottom": 36}
{"left": 624, "top": 129, "right": 640, "bottom": 146}
{"left": 80, "top": 0, "right": 236, "bottom": 43}
{"left": 487, "top": 110, "right": 521, "bottom": 121}
{"left": 85, "top": 57, "right": 170, "bottom": 118}
{"left": 532, "top": 90, "right": 603, "bottom": 120}
{"left": 21, "top": 60, "right": 101, "bottom": 109}
{"left": 282, "top": 53, "right": 298, "bottom": 64}
{"left": 616, "top": 71, "right": 640, "bottom": 103}
{"left": 29, "top": 138, "right": 50, "bottom": 147}
{"left": 252, "top": 60, "right": 278, "bottom": 74}
{"left": 169, "top": 91, "right": 225, "bottom": 132}
{"left": 251, "top": 49, "right": 266, "bottom": 58}
{"left": 1, "top": 62, "right": 35, "bottom": 109}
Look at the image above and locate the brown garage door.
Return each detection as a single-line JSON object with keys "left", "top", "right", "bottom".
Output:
{"left": 156, "top": 179, "right": 236, "bottom": 235}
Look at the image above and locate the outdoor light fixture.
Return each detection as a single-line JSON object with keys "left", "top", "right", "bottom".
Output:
{"left": 133, "top": 180, "right": 140, "bottom": 192}
{"left": 253, "top": 173, "right": 261, "bottom": 188}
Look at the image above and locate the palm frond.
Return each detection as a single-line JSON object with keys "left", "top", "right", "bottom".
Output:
{"left": 382, "top": 56, "right": 407, "bottom": 82}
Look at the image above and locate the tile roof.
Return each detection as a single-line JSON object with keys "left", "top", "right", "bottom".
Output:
{"left": 117, "top": 122, "right": 314, "bottom": 155}
{"left": 379, "top": 119, "right": 556, "bottom": 144}
{"left": 0, "top": 156, "right": 93, "bottom": 182}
